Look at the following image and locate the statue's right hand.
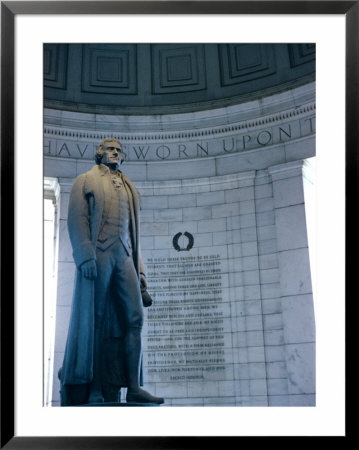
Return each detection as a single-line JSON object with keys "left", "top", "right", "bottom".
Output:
{"left": 81, "top": 260, "right": 97, "bottom": 280}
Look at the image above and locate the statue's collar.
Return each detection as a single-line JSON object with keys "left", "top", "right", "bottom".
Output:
{"left": 98, "top": 164, "right": 123, "bottom": 176}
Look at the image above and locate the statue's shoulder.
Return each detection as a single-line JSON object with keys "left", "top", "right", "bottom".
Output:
{"left": 72, "top": 165, "right": 102, "bottom": 192}
{"left": 86, "top": 164, "right": 102, "bottom": 177}
{"left": 82, "top": 165, "right": 104, "bottom": 181}
{"left": 74, "top": 165, "right": 97, "bottom": 179}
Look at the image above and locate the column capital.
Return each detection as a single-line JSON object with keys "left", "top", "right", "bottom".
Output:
{"left": 268, "top": 160, "right": 306, "bottom": 181}
{"left": 44, "top": 177, "right": 61, "bottom": 200}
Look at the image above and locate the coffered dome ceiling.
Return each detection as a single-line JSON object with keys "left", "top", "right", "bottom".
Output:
{"left": 44, "top": 43, "right": 315, "bottom": 115}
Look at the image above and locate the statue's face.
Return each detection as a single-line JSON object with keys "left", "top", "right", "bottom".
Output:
{"left": 101, "top": 141, "right": 124, "bottom": 168}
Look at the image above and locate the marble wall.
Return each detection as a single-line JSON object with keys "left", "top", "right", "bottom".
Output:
{"left": 45, "top": 83, "right": 316, "bottom": 406}
{"left": 137, "top": 163, "right": 314, "bottom": 406}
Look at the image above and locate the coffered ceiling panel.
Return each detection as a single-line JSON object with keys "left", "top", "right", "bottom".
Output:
{"left": 219, "top": 44, "right": 276, "bottom": 86}
{"left": 44, "top": 44, "right": 68, "bottom": 89}
{"left": 288, "top": 44, "right": 316, "bottom": 68}
{"left": 44, "top": 43, "right": 315, "bottom": 114}
{"left": 82, "top": 44, "right": 137, "bottom": 94}
{"left": 152, "top": 44, "right": 206, "bottom": 94}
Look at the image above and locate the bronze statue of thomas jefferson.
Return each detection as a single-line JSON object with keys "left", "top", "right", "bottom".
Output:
{"left": 59, "top": 137, "right": 163, "bottom": 405}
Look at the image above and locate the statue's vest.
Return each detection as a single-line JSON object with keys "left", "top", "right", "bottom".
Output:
{"left": 97, "top": 173, "right": 133, "bottom": 255}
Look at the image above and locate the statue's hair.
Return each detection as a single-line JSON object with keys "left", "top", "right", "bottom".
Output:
{"left": 94, "top": 137, "right": 123, "bottom": 164}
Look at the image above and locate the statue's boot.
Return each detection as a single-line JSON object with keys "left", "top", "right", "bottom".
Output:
{"left": 88, "top": 329, "right": 104, "bottom": 404}
{"left": 125, "top": 328, "right": 164, "bottom": 405}
{"left": 126, "top": 387, "right": 164, "bottom": 404}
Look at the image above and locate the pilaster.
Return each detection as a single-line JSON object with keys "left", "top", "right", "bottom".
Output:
{"left": 268, "top": 160, "right": 316, "bottom": 406}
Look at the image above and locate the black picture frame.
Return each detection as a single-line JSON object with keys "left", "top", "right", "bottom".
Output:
{"left": 1, "top": 1, "right": 353, "bottom": 447}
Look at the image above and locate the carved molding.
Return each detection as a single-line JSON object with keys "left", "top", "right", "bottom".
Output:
{"left": 44, "top": 102, "right": 315, "bottom": 142}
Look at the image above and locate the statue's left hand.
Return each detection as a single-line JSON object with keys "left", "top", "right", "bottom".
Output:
{"left": 81, "top": 260, "right": 97, "bottom": 280}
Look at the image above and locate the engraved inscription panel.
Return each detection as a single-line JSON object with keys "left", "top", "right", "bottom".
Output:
{"left": 143, "top": 253, "right": 233, "bottom": 384}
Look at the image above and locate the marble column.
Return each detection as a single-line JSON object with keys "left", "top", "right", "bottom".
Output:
{"left": 268, "top": 160, "right": 316, "bottom": 406}
{"left": 51, "top": 179, "right": 76, "bottom": 406}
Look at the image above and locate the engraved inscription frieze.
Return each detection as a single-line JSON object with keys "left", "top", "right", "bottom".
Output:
{"left": 44, "top": 113, "right": 315, "bottom": 161}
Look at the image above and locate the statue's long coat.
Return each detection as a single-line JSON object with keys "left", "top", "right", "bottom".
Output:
{"left": 60, "top": 164, "right": 145, "bottom": 388}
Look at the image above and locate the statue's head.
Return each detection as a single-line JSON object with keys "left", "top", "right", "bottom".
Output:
{"left": 95, "top": 137, "right": 125, "bottom": 168}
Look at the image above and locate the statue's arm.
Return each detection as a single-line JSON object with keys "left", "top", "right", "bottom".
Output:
{"left": 67, "top": 174, "right": 96, "bottom": 269}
